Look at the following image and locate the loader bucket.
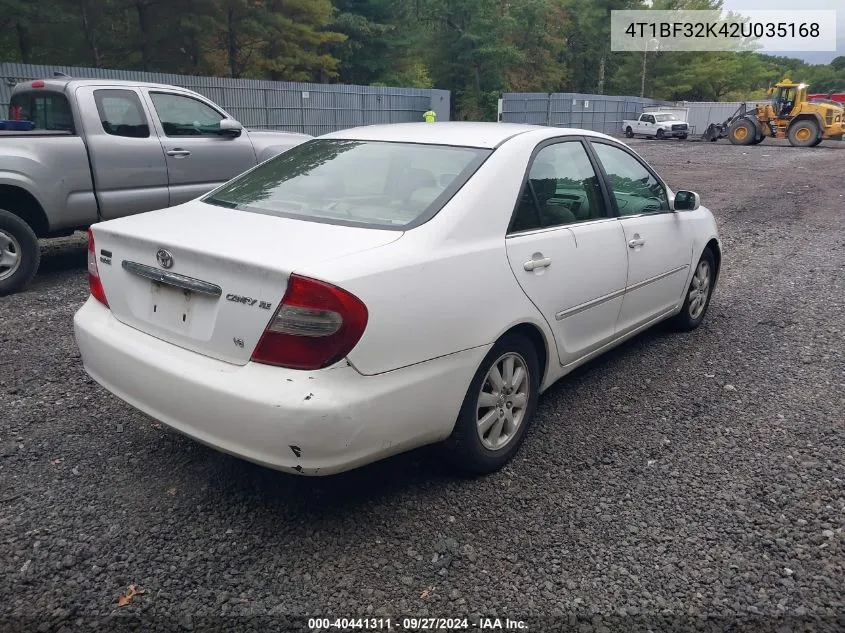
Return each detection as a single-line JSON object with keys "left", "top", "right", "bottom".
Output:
{"left": 702, "top": 123, "right": 723, "bottom": 142}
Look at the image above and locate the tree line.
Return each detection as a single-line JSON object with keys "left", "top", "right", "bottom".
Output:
{"left": 2, "top": 0, "right": 844, "bottom": 119}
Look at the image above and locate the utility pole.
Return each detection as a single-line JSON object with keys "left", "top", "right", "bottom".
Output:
{"left": 641, "top": 38, "right": 659, "bottom": 98}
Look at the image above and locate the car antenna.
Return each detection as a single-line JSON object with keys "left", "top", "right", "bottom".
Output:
{"left": 53, "top": 71, "right": 72, "bottom": 78}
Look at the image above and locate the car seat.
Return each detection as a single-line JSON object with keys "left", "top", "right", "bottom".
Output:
{"left": 529, "top": 161, "right": 576, "bottom": 226}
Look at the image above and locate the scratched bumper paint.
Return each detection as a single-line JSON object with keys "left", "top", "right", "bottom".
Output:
{"left": 73, "top": 297, "right": 489, "bottom": 475}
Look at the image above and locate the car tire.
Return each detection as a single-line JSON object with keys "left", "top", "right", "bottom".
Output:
{"left": 656, "top": 129, "right": 665, "bottom": 139}
{"left": 679, "top": 134, "right": 688, "bottom": 140}
{"left": 625, "top": 127, "right": 634, "bottom": 138}
{"left": 441, "top": 333, "right": 540, "bottom": 475}
{"left": 0, "top": 209, "right": 40, "bottom": 297}
{"left": 670, "top": 248, "right": 716, "bottom": 332}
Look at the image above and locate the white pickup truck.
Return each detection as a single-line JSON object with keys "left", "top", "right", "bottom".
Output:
{"left": 623, "top": 112, "right": 690, "bottom": 139}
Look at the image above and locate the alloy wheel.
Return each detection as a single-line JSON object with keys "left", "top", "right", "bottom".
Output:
{"left": 476, "top": 352, "right": 531, "bottom": 451}
{"left": 688, "top": 260, "right": 711, "bottom": 320}
{"left": 0, "top": 229, "right": 22, "bottom": 282}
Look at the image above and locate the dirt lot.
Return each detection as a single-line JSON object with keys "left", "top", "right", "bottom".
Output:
{"left": 1, "top": 137, "right": 844, "bottom": 632}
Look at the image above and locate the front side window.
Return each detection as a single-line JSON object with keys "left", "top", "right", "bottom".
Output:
{"left": 642, "top": 115, "right": 655, "bottom": 124}
{"left": 94, "top": 89, "right": 150, "bottom": 138}
{"left": 774, "top": 87, "right": 797, "bottom": 115}
{"left": 9, "top": 91, "right": 74, "bottom": 132}
{"left": 509, "top": 141, "right": 607, "bottom": 233}
{"left": 591, "top": 142, "right": 668, "bottom": 216}
{"left": 203, "top": 139, "right": 491, "bottom": 229}
{"left": 149, "top": 92, "right": 224, "bottom": 136}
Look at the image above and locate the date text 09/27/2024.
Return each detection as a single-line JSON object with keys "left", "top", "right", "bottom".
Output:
{"left": 307, "top": 617, "right": 529, "bottom": 630}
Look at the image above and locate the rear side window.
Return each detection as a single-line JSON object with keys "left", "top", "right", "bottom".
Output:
{"left": 94, "top": 89, "right": 150, "bottom": 138}
{"left": 9, "top": 91, "right": 75, "bottom": 132}
{"left": 203, "top": 139, "right": 491, "bottom": 230}
{"left": 509, "top": 140, "right": 607, "bottom": 233}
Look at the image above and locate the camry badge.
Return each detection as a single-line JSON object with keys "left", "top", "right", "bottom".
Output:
{"left": 156, "top": 248, "right": 174, "bottom": 269}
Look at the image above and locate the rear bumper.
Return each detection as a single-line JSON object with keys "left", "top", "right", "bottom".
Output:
{"left": 73, "top": 298, "right": 488, "bottom": 475}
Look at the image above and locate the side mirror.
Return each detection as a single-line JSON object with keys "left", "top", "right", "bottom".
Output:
{"left": 218, "top": 118, "right": 243, "bottom": 138}
{"left": 672, "top": 190, "right": 700, "bottom": 211}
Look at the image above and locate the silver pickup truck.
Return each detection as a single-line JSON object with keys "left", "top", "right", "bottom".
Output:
{"left": 0, "top": 77, "right": 311, "bottom": 295}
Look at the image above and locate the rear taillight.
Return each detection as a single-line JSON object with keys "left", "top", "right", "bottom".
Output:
{"left": 87, "top": 229, "right": 109, "bottom": 307}
{"left": 251, "top": 274, "right": 368, "bottom": 370}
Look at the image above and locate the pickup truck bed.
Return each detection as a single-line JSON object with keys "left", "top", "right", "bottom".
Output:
{"left": 0, "top": 77, "right": 310, "bottom": 295}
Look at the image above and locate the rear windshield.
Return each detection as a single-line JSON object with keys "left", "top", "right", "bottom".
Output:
{"left": 203, "top": 139, "right": 492, "bottom": 230}
{"left": 9, "top": 91, "right": 75, "bottom": 132}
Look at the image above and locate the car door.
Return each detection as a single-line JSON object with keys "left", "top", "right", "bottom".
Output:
{"left": 505, "top": 138, "right": 629, "bottom": 366}
{"left": 588, "top": 140, "right": 691, "bottom": 335}
{"left": 141, "top": 89, "right": 258, "bottom": 206}
{"left": 74, "top": 86, "right": 170, "bottom": 219}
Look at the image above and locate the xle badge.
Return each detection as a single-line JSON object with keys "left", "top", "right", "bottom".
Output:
{"left": 226, "top": 294, "right": 272, "bottom": 310}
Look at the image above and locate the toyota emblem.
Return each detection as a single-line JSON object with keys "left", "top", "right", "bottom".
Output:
{"left": 156, "top": 248, "right": 174, "bottom": 269}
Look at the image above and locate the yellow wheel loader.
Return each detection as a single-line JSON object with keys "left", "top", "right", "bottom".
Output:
{"left": 702, "top": 78, "right": 845, "bottom": 147}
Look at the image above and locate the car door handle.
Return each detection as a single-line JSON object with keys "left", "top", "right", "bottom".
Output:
{"left": 524, "top": 257, "right": 551, "bottom": 271}
{"left": 628, "top": 237, "right": 645, "bottom": 248}
{"left": 166, "top": 148, "right": 191, "bottom": 157}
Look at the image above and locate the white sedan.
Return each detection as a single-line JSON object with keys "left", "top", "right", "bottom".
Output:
{"left": 74, "top": 122, "right": 721, "bottom": 476}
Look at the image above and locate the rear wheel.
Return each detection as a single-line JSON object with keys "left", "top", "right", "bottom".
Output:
{"left": 0, "top": 209, "right": 40, "bottom": 297}
{"left": 441, "top": 333, "right": 540, "bottom": 475}
{"left": 809, "top": 137, "right": 823, "bottom": 147}
{"left": 728, "top": 118, "right": 755, "bottom": 145}
{"left": 625, "top": 126, "right": 634, "bottom": 138}
{"left": 670, "top": 249, "right": 715, "bottom": 332}
{"left": 679, "top": 134, "right": 688, "bottom": 140}
{"left": 788, "top": 120, "right": 819, "bottom": 147}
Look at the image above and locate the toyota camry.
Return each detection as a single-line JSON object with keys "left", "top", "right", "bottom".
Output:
{"left": 74, "top": 122, "right": 721, "bottom": 476}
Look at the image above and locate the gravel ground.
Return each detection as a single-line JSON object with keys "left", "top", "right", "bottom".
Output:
{"left": 1, "top": 138, "right": 844, "bottom": 633}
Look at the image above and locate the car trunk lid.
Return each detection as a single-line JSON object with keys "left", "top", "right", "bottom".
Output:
{"left": 91, "top": 200, "right": 402, "bottom": 365}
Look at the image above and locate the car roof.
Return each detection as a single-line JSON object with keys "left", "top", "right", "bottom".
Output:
{"left": 14, "top": 77, "right": 209, "bottom": 93}
{"left": 320, "top": 122, "right": 617, "bottom": 149}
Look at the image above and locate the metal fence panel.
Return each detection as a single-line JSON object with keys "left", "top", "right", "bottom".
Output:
{"left": 502, "top": 92, "right": 777, "bottom": 137}
{"left": 501, "top": 92, "right": 670, "bottom": 134}
{"left": 0, "top": 62, "right": 450, "bottom": 133}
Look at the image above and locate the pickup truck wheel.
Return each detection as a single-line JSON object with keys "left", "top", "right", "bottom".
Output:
{"left": 625, "top": 127, "right": 634, "bottom": 138}
{"left": 656, "top": 129, "right": 665, "bottom": 139}
{"left": 0, "top": 209, "right": 40, "bottom": 296}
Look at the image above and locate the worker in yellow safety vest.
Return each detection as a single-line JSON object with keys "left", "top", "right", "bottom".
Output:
{"left": 423, "top": 108, "right": 437, "bottom": 123}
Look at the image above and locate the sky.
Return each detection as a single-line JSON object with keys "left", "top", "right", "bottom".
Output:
{"left": 721, "top": 0, "right": 843, "bottom": 64}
